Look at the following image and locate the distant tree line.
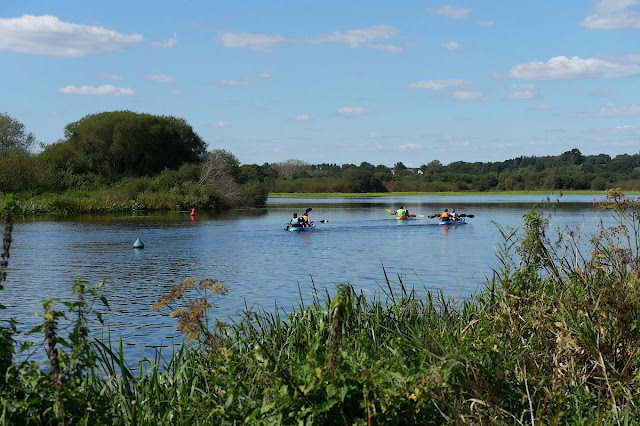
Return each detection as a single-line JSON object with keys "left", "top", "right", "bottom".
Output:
{"left": 2, "top": 111, "right": 639, "bottom": 210}
{"left": 260, "top": 148, "right": 640, "bottom": 193}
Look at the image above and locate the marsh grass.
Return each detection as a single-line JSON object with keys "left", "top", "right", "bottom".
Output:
{"left": 17, "top": 189, "right": 213, "bottom": 215}
{"left": 1, "top": 189, "right": 640, "bottom": 424}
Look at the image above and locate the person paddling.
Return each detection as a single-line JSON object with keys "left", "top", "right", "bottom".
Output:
{"left": 300, "top": 208, "right": 312, "bottom": 227}
{"left": 450, "top": 208, "right": 459, "bottom": 221}
{"left": 290, "top": 212, "right": 303, "bottom": 227}
{"left": 439, "top": 209, "right": 450, "bottom": 221}
{"left": 395, "top": 206, "right": 409, "bottom": 218}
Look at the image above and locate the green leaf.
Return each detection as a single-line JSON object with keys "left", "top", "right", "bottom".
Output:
{"left": 224, "top": 393, "right": 234, "bottom": 409}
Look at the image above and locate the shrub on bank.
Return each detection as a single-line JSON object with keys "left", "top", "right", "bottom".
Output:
{"left": 0, "top": 190, "right": 639, "bottom": 424}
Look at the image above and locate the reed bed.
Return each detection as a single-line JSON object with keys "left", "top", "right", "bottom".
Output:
{"left": 1, "top": 189, "right": 639, "bottom": 424}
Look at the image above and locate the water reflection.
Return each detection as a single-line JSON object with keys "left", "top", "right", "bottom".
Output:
{"left": 3, "top": 193, "right": 613, "bottom": 364}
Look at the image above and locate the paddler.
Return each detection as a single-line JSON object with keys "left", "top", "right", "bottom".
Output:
{"left": 300, "top": 208, "right": 312, "bottom": 227}
{"left": 395, "top": 206, "right": 409, "bottom": 218}
{"left": 439, "top": 208, "right": 450, "bottom": 221}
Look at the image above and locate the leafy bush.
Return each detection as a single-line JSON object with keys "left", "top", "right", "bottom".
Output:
{"left": 2, "top": 190, "right": 640, "bottom": 423}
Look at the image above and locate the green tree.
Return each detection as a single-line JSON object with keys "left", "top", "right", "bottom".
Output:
{"left": 393, "top": 162, "right": 407, "bottom": 174}
{"left": 61, "top": 111, "right": 206, "bottom": 179}
{"left": 0, "top": 113, "right": 36, "bottom": 153}
{"left": 341, "top": 168, "right": 386, "bottom": 193}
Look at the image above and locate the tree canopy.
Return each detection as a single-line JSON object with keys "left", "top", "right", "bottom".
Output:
{"left": 57, "top": 111, "right": 207, "bottom": 179}
{"left": 0, "top": 113, "right": 35, "bottom": 153}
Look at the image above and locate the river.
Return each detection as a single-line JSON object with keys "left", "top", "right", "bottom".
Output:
{"left": 2, "top": 193, "right": 610, "bottom": 363}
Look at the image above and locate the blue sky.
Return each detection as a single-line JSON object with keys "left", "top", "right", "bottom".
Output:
{"left": 1, "top": 1, "right": 639, "bottom": 167}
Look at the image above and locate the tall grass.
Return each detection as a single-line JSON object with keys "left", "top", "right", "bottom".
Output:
{"left": 1, "top": 189, "right": 639, "bottom": 424}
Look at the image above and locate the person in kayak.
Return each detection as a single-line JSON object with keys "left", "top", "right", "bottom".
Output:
{"left": 439, "top": 209, "right": 450, "bottom": 221}
{"left": 290, "top": 212, "right": 303, "bottom": 227}
{"left": 395, "top": 206, "right": 409, "bottom": 218}
{"left": 300, "top": 208, "right": 312, "bottom": 227}
{"left": 450, "top": 208, "right": 460, "bottom": 221}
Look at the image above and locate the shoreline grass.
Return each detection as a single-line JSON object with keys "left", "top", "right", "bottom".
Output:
{"left": 1, "top": 189, "right": 640, "bottom": 424}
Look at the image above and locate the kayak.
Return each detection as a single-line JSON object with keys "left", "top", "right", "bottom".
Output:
{"left": 396, "top": 216, "right": 412, "bottom": 220}
{"left": 288, "top": 223, "right": 316, "bottom": 232}
{"left": 439, "top": 218, "right": 467, "bottom": 225}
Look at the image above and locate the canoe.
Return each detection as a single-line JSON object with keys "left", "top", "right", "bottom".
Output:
{"left": 288, "top": 223, "right": 316, "bottom": 231}
{"left": 439, "top": 218, "right": 467, "bottom": 225}
{"left": 395, "top": 216, "right": 412, "bottom": 220}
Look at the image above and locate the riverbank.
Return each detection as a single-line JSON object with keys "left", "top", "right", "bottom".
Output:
{"left": 270, "top": 189, "right": 631, "bottom": 198}
{"left": 1, "top": 190, "right": 639, "bottom": 423}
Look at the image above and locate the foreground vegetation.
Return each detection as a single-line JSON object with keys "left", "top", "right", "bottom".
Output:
{"left": 1, "top": 189, "right": 639, "bottom": 424}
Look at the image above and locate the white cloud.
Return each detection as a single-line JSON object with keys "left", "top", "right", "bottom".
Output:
{"left": 592, "top": 124, "right": 639, "bottom": 134}
{"left": 527, "top": 140, "right": 553, "bottom": 146}
{"left": 508, "top": 55, "right": 640, "bottom": 79}
{"left": 220, "top": 32, "right": 287, "bottom": 52}
{"left": 338, "top": 107, "right": 371, "bottom": 116}
{"left": 477, "top": 20, "right": 494, "bottom": 26}
{"left": 536, "top": 104, "right": 553, "bottom": 110}
{"left": 368, "top": 44, "right": 403, "bottom": 53}
{"left": 169, "top": 89, "right": 183, "bottom": 96}
{"left": 441, "top": 41, "right": 463, "bottom": 51}
{"left": 581, "top": 0, "right": 640, "bottom": 29}
{"left": 397, "top": 143, "right": 423, "bottom": 151}
{"left": 427, "top": 5, "right": 472, "bottom": 19}
{"left": 100, "top": 73, "right": 123, "bottom": 81}
{"left": 219, "top": 26, "right": 398, "bottom": 52}
{"left": 309, "top": 25, "right": 398, "bottom": 48}
{"left": 507, "top": 89, "right": 539, "bottom": 100}
{"left": 451, "top": 90, "right": 484, "bottom": 101}
{"left": 408, "top": 79, "right": 471, "bottom": 89}
{"left": 567, "top": 103, "right": 640, "bottom": 116}
{"left": 259, "top": 71, "right": 271, "bottom": 78}
{"left": 219, "top": 79, "right": 251, "bottom": 86}
{"left": 213, "top": 121, "right": 229, "bottom": 127}
{"left": 0, "top": 14, "right": 143, "bottom": 56}
{"left": 152, "top": 33, "right": 176, "bottom": 48}
{"left": 294, "top": 114, "right": 310, "bottom": 121}
{"left": 345, "top": 143, "right": 383, "bottom": 152}
{"left": 58, "top": 84, "right": 135, "bottom": 95}
{"left": 145, "top": 74, "right": 176, "bottom": 83}
{"left": 507, "top": 84, "right": 540, "bottom": 100}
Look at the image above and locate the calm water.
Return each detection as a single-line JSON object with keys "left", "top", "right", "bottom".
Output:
{"left": 3, "top": 193, "right": 608, "bottom": 362}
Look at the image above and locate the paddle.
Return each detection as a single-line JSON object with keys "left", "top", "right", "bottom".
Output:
{"left": 387, "top": 209, "right": 423, "bottom": 217}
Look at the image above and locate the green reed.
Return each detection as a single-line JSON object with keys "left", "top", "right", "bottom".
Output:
{"left": 1, "top": 189, "right": 639, "bottom": 424}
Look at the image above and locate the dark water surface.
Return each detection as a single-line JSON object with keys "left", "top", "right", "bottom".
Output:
{"left": 3, "top": 193, "right": 608, "bottom": 362}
